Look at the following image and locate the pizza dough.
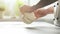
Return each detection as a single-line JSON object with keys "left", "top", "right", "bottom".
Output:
{"left": 22, "top": 12, "right": 36, "bottom": 24}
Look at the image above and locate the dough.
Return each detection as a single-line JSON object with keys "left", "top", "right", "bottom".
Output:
{"left": 22, "top": 12, "right": 36, "bottom": 24}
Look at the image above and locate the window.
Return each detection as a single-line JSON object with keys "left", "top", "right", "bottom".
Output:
{"left": 22, "top": 0, "right": 40, "bottom": 6}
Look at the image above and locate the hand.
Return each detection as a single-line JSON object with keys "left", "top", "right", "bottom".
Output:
{"left": 20, "top": 5, "right": 36, "bottom": 24}
{"left": 34, "top": 8, "right": 47, "bottom": 18}
{"left": 34, "top": 7, "right": 54, "bottom": 18}
{"left": 20, "top": 5, "right": 35, "bottom": 14}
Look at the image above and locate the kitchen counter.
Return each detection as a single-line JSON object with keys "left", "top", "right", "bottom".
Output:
{"left": 0, "top": 14, "right": 60, "bottom": 34}
{"left": 0, "top": 21, "right": 60, "bottom": 34}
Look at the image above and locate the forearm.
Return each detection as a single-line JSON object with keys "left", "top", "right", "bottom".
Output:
{"left": 32, "top": 0, "right": 57, "bottom": 10}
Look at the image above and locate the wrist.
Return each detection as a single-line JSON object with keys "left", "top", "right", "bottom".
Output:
{"left": 46, "top": 7, "right": 54, "bottom": 14}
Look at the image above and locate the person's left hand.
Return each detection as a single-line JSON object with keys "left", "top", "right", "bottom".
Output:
{"left": 20, "top": 5, "right": 35, "bottom": 14}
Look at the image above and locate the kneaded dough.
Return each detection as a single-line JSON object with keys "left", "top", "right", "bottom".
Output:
{"left": 23, "top": 12, "right": 36, "bottom": 24}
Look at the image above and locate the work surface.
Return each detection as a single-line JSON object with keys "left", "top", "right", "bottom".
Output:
{"left": 0, "top": 14, "right": 60, "bottom": 34}
{"left": 0, "top": 22, "right": 60, "bottom": 34}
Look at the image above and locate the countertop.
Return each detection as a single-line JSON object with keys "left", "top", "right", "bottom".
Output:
{"left": 0, "top": 14, "right": 60, "bottom": 34}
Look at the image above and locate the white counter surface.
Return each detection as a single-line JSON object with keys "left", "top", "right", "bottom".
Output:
{"left": 0, "top": 21, "right": 60, "bottom": 34}
{"left": 0, "top": 14, "right": 60, "bottom": 34}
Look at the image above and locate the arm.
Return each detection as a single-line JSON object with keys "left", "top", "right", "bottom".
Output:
{"left": 32, "top": 0, "right": 58, "bottom": 10}
{"left": 20, "top": 0, "right": 58, "bottom": 13}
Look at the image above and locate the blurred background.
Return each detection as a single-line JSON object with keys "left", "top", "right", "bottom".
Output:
{"left": 22, "top": 0, "right": 40, "bottom": 6}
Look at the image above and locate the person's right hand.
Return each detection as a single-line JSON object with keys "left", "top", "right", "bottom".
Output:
{"left": 34, "top": 8, "right": 47, "bottom": 18}
{"left": 34, "top": 7, "right": 54, "bottom": 18}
